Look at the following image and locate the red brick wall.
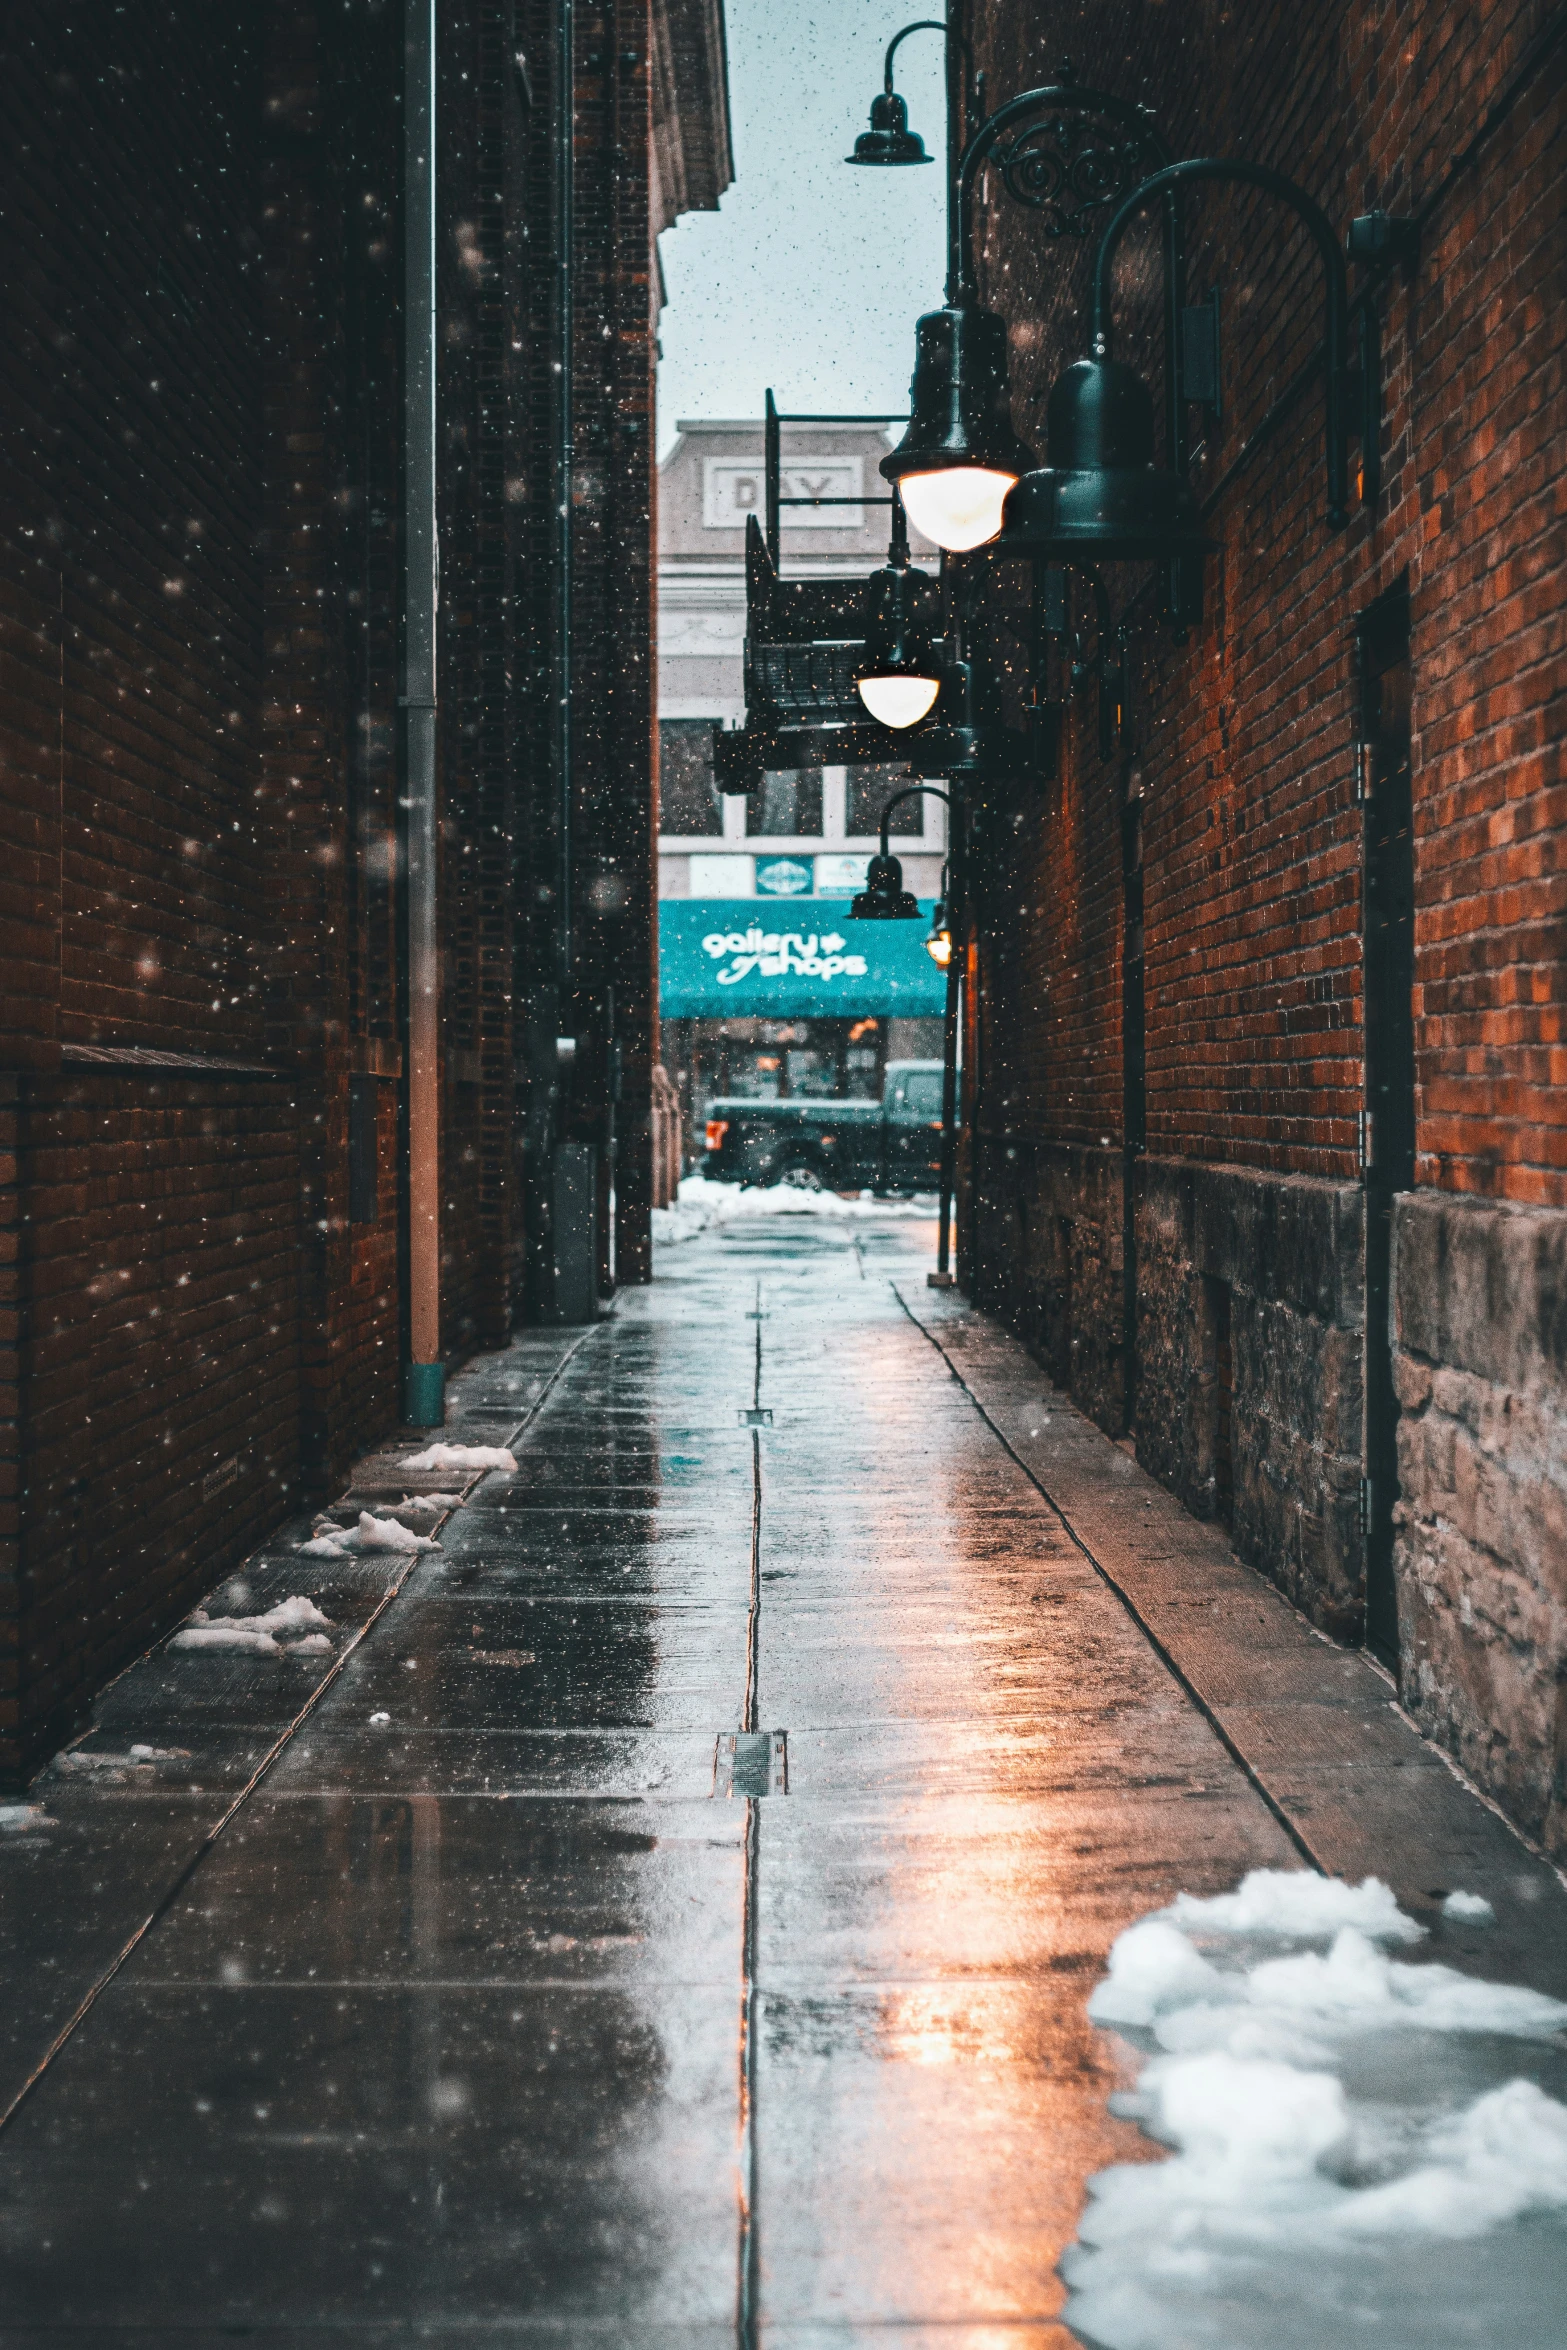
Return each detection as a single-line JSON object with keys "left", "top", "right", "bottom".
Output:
{"left": 966, "top": 0, "right": 1565, "bottom": 1206}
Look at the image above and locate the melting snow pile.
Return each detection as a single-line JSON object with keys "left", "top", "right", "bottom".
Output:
{"left": 172, "top": 1594, "right": 337, "bottom": 1659}
{"left": 398, "top": 1442, "right": 517, "bottom": 1473}
{"left": 652, "top": 1172, "right": 939, "bottom": 1243}
{"left": 1067, "top": 1868, "right": 1567, "bottom": 2349}
{"left": 299, "top": 1510, "right": 444, "bottom": 1559}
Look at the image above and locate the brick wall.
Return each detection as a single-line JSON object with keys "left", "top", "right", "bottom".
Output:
{"left": 962, "top": 0, "right": 1566, "bottom": 1845}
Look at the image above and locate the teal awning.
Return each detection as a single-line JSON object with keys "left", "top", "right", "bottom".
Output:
{"left": 659, "top": 898, "right": 947, "bottom": 1019}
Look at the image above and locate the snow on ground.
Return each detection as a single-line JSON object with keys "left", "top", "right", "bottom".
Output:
{"left": 171, "top": 1594, "right": 338, "bottom": 1659}
{"left": 652, "top": 1172, "right": 940, "bottom": 1244}
{"left": 1067, "top": 1868, "right": 1567, "bottom": 2349}
{"left": 300, "top": 1511, "right": 444, "bottom": 1559}
{"left": 398, "top": 1443, "right": 517, "bottom": 1473}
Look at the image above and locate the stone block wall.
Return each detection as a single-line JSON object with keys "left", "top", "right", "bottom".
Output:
{"left": 1137, "top": 1161, "right": 1366, "bottom": 1637}
{"left": 970, "top": 1138, "right": 1129, "bottom": 1435}
{"left": 1393, "top": 1194, "right": 1567, "bottom": 1855}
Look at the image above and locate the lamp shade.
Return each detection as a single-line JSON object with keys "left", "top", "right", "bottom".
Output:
{"left": 847, "top": 89, "right": 932, "bottom": 166}
{"left": 995, "top": 356, "right": 1212, "bottom": 564}
{"left": 881, "top": 306, "right": 1034, "bottom": 553}
{"left": 849, "top": 852, "right": 921, "bottom": 920}
{"left": 855, "top": 557, "right": 942, "bottom": 731}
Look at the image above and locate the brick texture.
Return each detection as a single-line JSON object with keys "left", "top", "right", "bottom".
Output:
{"left": 960, "top": 0, "right": 1566, "bottom": 1844}
{"left": 0, "top": 0, "right": 668, "bottom": 1782}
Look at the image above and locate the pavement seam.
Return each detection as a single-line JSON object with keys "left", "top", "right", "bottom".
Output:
{"left": 891, "top": 1282, "right": 1327, "bottom": 1876}
{"left": 0, "top": 1323, "right": 600, "bottom": 2141}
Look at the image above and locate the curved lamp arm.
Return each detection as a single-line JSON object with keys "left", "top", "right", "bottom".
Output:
{"left": 1092, "top": 157, "right": 1350, "bottom": 528}
{"left": 879, "top": 783, "right": 952, "bottom": 859}
{"left": 952, "top": 81, "right": 1171, "bottom": 304}
{"left": 882, "top": 18, "right": 948, "bottom": 92}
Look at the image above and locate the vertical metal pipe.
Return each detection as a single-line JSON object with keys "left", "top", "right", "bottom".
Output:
{"left": 557, "top": 0, "right": 575, "bottom": 984}
{"left": 935, "top": 948, "right": 960, "bottom": 1279}
{"left": 403, "top": 0, "right": 443, "bottom": 1426}
{"left": 764, "top": 389, "right": 780, "bottom": 572}
{"left": 944, "top": 0, "right": 963, "bottom": 301}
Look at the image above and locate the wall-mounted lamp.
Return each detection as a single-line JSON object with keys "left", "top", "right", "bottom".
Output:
{"left": 849, "top": 784, "right": 952, "bottom": 920}
{"left": 856, "top": 491, "right": 944, "bottom": 727}
{"left": 999, "top": 158, "right": 1369, "bottom": 574}
{"left": 925, "top": 884, "right": 954, "bottom": 966}
{"left": 846, "top": 19, "right": 945, "bottom": 165}
{"left": 880, "top": 304, "right": 1033, "bottom": 552}
{"left": 871, "top": 67, "right": 1172, "bottom": 555}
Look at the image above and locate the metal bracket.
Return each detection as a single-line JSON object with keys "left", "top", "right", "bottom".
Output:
{"left": 1342, "top": 303, "right": 1383, "bottom": 507}
{"left": 1181, "top": 289, "right": 1222, "bottom": 416}
{"left": 1358, "top": 1109, "right": 1375, "bottom": 1178}
{"left": 1347, "top": 210, "right": 1419, "bottom": 270}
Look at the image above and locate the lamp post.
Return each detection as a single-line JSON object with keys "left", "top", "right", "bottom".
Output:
{"left": 849, "top": 782, "right": 961, "bottom": 1285}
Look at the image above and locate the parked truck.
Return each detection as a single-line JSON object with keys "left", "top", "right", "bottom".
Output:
{"left": 700, "top": 1060, "right": 947, "bottom": 1194}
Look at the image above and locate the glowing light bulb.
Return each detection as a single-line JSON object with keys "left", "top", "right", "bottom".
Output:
{"left": 857, "top": 673, "right": 940, "bottom": 729}
{"left": 897, "top": 466, "right": 1016, "bottom": 553}
{"left": 925, "top": 926, "right": 953, "bottom": 969}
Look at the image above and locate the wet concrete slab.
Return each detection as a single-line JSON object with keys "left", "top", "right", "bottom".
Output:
{"left": 901, "top": 1282, "right": 1567, "bottom": 1996}
{"left": 1, "top": 1210, "right": 1563, "bottom": 2339}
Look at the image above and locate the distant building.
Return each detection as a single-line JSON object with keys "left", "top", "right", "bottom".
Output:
{"left": 657, "top": 419, "right": 947, "bottom": 901}
{"left": 656, "top": 419, "right": 948, "bottom": 1130}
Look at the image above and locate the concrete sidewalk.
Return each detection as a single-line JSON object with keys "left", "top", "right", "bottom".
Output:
{"left": 0, "top": 1209, "right": 1560, "bottom": 2343}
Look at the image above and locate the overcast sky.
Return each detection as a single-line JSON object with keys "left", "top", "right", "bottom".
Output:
{"left": 655, "top": 1, "right": 948, "bottom": 453}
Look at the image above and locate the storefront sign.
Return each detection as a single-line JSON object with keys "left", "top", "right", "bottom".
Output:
{"left": 754, "top": 854, "right": 814, "bottom": 898}
{"left": 660, "top": 898, "right": 945, "bottom": 1019}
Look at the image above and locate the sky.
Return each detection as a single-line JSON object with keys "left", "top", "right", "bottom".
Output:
{"left": 655, "top": 1, "right": 949, "bottom": 454}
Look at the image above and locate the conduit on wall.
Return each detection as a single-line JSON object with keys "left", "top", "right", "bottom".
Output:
{"left": 403, "top": 0, "right": 443, "bottom": 1425}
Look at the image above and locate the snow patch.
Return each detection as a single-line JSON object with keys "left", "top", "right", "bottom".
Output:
{"left": 397, "top": 1444, "right": 517, "bottom": 1474}
{"left": 652, "top": 1172, "right": 939, "bottom": 1244}
{"left": 353, "top": 1509, "right": 441, "bottom": 1552}
{"left": 172, "top": 1594, "right": 336, "bottom": 1656}
{"left": 298, "top": 1534, "right": 349, "bottom": 1558}
{"left": 1443, "top": 1888, "right": 1496, "bottom": 1924}
{"left": 0, "top": 1804, "right": 52, "bottom": 1831}
{"left": 1066, "top": 1872, "right": 1567, "bottom": 2349}
{"left": 172, "top": 1624, "right": 284, "bottom": 1654}
{"left": 1165, "top": 1867, "right": 1424, "bottom": 1944}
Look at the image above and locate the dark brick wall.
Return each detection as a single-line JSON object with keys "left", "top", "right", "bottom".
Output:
{"left": 0, "top": 6, "right": 296, "bottom": 1780}
{"left": 0, "top": 0, "right": 667, "bottom": 1782}
{"left": 512, "top": 0, "right": 658, "bottom": 1303}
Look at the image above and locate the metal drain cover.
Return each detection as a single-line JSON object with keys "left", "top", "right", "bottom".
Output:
{"left": 714, "top": 1729, "right": 788, "bottom": 1796}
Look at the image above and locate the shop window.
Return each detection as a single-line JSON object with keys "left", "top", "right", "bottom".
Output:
{"left": 747, "top": 767, "right": 823, "bottom": 837}
{"left": 659, "top": 720, "right": 724, "bottom": 835}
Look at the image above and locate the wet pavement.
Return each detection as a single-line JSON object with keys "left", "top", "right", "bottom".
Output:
{"left": 0, "top": 1209, "right": 1563, "bottom": 2344}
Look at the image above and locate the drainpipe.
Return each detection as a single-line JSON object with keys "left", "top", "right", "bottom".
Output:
{"left": 556, "top": 0, "right": 574, "bottom": 988}
{"left": 403, "top": 0, "right": 443, "bottom": 1426}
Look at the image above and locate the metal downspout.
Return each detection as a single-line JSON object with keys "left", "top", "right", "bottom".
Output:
{"left": 403, "top": 0, "right": 443, "bottom": 1425}
{"left": 557, "top": 0, "right": 574, "bottom": 988}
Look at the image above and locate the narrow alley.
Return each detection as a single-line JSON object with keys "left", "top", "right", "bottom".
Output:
{"left": 3, "top": 1206, "right": 1563, "bottom": 2344}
